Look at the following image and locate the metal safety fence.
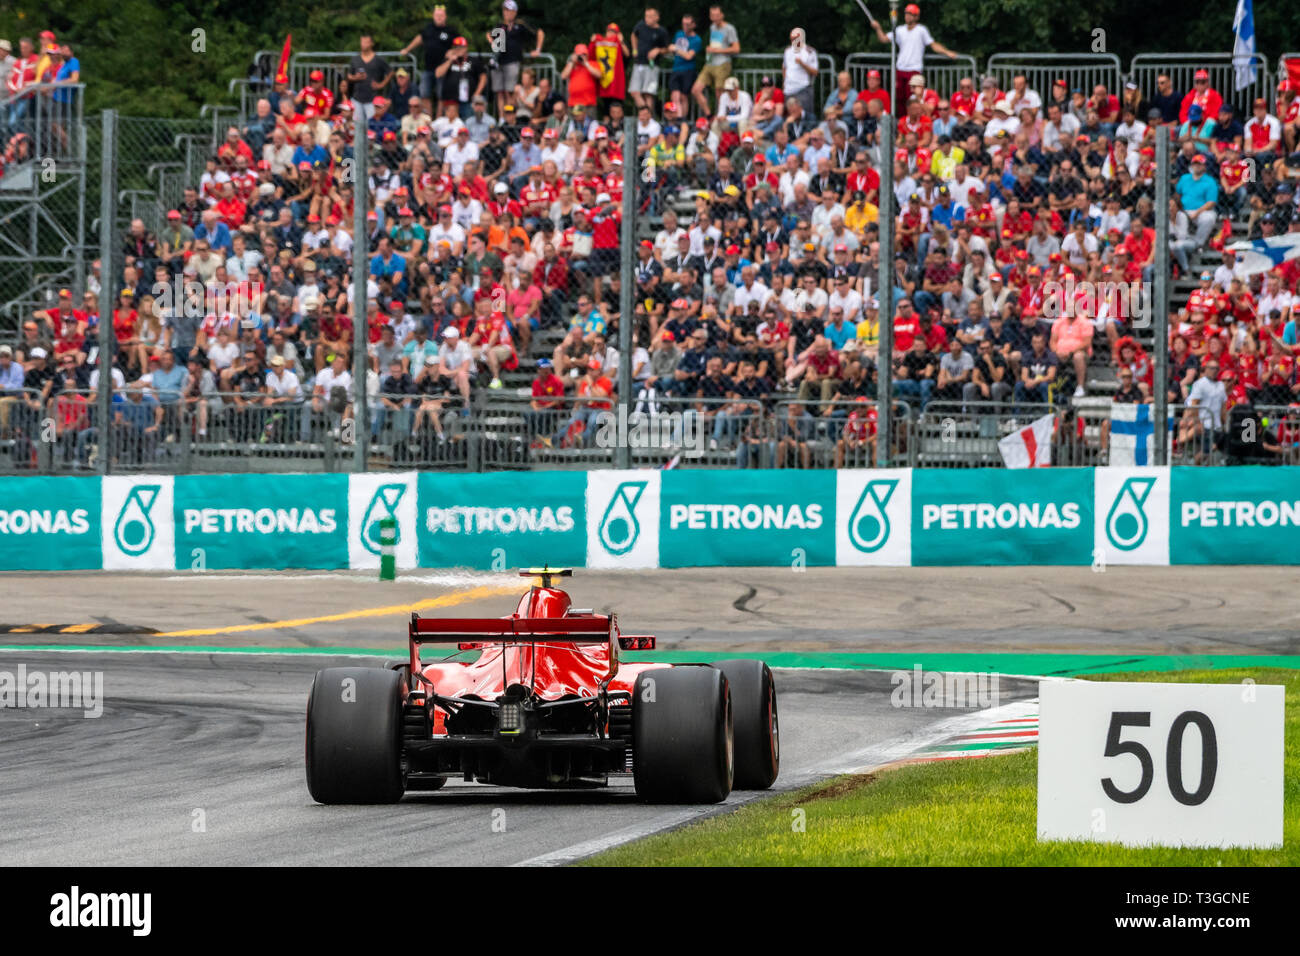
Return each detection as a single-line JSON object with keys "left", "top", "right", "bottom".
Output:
{"left": 1130, "top": 52, "right": 1271, "bottom": 118}
{"left": 845, "top": 52, "right": 978, "bottom": 102}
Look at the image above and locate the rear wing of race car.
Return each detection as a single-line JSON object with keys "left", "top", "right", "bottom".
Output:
{"left": 407, "top": 613, "right": 655, "bottom": 670}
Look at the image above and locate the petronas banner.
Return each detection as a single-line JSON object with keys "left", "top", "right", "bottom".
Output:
{"left": 0, "top": 468, "right": 1298, "bottom": 570}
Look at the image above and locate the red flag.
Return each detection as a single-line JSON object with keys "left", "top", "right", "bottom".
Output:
{"left": 274, "top": 34, "right": 292, "bottom": 87}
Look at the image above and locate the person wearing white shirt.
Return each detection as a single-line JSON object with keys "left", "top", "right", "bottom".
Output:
{"left": 946, "top": 165, "right": 977, "bottom": 207}
{"left": 1041, "top": 105, "right": 1080, "bottom": 152}
{"left": 1005, "top": 75, "right": 1041, "bottom": 116}
{"left": 432, "top": 114, "right": 467, "bottom": 147}
{"left": 345, "top": 278, "right": 381, "bottom": 312}
{"left": 451, "top": 195, "right": 482, "bottom": 230}
{"left": 265, "top": 358, "right": 301, "bottom": 400}
{"left": 300, "top": 224, "right": 331, "bottom": 252}
{"left": 869, "top": 6, "right": 958, "bottom": 109}
{"left": 778, "top": 162, "right": 812, "bottom": 206}
{"left": 330, "top": 224, "right": 354, "bottom": 259}
{"left": 1102, "top": 141, "right": 1139, "bottom": 180}
{"left": 654, "top": 211, "right": 687, "bottom": 259}
{"left": 716, "top": 80, "right": 752, "bottom": 131}
{"left": 1114, "top": 114, "right": 1146, "bottom": 149}
{"left": 810, "top": 198, "right": 847, "bottom": 238}
{"left": 1061, "top": 222, "right": 1099, "bottom": 269}
{"left": 427, "top": 220, "right": 467, "bottom": 255}
{"left": 541, "top": 141, "right": 573, "bottom": 172}
{"left": 782, "top": 32, "right": 819, "bottom": 117}
{"left": 731, "top": 268, "right": 771, "bottom": 315}
{"left": 443, "top": 128, "right": 479, "bottom": 177}
{"left": 828, "top": 284, "right": 863, "bottom": 324}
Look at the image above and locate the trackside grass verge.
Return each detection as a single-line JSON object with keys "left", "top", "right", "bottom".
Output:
{"left": 583, "top": 669, "right": 1298, "bottom": 866}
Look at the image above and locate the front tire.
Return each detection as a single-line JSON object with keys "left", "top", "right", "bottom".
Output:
{"left": 305, "top": 667, "right": 405, "bottom": 804}
{"left": 713, "top": 660, "right": 779, "bottom": 789}
{"left": 632, "top": 666, "right": 733, "bottom": 803}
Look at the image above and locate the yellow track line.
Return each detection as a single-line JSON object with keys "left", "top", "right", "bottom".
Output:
{"left": 155, "top": 584, "right": 519, "bottom": 638}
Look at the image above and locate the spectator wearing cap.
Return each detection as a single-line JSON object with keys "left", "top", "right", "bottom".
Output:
{"left": 561, "top": 41, "right": 602, "bottom": 113}
{"left": 1176, "top": 153, "right": 1219, "bottom": 246}
{"left": 488, "top": 0, "right": 544, "bottom": 115}
{"left": 346, "top": 34, "right": 392, "bottom": 121}
{"left": 435, "top": 35, "right": 484, "bottom": 120}
{"left": 690, "top": 5, "right": 740, "bottom": 117}
{"left": 1244, "top": 97, "right": 1282, "bottom": 168}
{"left": 869, "top": 3, "right": 958, "bottom": 113}
{"left": 464, "top": 95, "right": 496, "bottom": 145}
{"left": 1179, "top": 69, "right": 1222, "bottom": 126}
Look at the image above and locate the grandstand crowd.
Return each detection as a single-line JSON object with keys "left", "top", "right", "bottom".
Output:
{"left": 5, "top": 4, "right": 1300, "bottom": 465}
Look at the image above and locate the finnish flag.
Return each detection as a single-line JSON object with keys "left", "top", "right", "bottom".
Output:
{"left": 1109, "top": 403, "right": 1174, "bottom": 466}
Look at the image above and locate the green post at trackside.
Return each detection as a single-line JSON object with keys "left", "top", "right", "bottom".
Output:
{"left": 379, "top": 518, "right": 396, "bottom": 581}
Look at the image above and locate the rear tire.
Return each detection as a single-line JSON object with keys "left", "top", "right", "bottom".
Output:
{"left": 305, "top": 667, "right": 405, "bottom": 804}
{"left": 632, "top": 666, "right": 733, "bottom": 803}
{"left": 713, "top": 660, "right": 779, "bottom": 789}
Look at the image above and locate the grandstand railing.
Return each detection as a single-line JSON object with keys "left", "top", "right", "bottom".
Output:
{"left": 1129, "top": 52, "right": 1272, "bottom": 117}
{"left": 0, "top": 82, "right": 86, "bottom": 170}
{"left": 655, "top": 53, "right": 838, "bottom": 121}
{"left": 845, "top": 52, "right": 978, "bottom": 102}
{"left": 985, "top": 52, "right": 1122, "bottom": 103}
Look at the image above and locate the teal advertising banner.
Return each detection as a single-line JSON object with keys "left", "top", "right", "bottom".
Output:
{"left": 1170, "top": 466, "right": 1300, "bottom": 564}
{"left": 0, "top": 476, "right": 101, "bottom": 570}
{"left": 173, "top": 473, "right": 348, "bottom": 570}
{"left": 911, "top": 468, "right": 1094, "bottom": 566}
{"left": 659, "top": 470, "right": 836, "bottom": 567}
{"left": 3, "top": 467, "right": 1299, "bottom": 571}
{"left": 418, "top": 471, "right": 587, "bottom": 569}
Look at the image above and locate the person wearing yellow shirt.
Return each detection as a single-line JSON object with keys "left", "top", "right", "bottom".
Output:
{"left": 844, "top": 190, "right": 879, "bottom": 234}
{"left": 34, "top": 29, "right": 58, "bottom": 84}
{"left": 855, "top": 306, "right": 880, "bottom": 361}
{"left": 929, "top": 135, "right": 965, "bottom": 181}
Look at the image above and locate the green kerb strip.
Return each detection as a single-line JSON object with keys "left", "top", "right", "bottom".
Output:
{"left": 0, "top": 646, "right": 1297, "bottom": 677}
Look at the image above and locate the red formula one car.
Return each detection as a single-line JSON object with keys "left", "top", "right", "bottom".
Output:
{"left": 306, "top": 569, "right": 779, "bottom": 804}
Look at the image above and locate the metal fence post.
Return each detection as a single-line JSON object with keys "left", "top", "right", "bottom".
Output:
{"left": 616, "top": 115, "right": 636, "bottom": 471}
{"left": 351, "top": 109, "right": 370, "bottom": 473}
{"left": 875, "top": 120, "right": 895, "bottom": 468}
{"left": 97, "top": 109, "right": 117, "bottom": 476}
{"left": 1153, "top": 132, "right": 1171, "bottom": 466}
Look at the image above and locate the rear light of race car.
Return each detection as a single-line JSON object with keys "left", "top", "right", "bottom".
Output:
{"left": 498, "top": 702, "right": 523, "bottom": 734}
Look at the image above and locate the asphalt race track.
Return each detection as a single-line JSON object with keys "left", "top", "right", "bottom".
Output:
{"left": 0, "top": 650, "right": 1036, "bottom": 866}
{"left": 0, "top": 565, "right": 1291, "bottom": 865}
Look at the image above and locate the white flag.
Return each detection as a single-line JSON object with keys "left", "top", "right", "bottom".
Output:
{"left": 1233, "top": 0, "right": 1258, "bottom": 92}
{"left": 998, "top": 413, "right": 1054, "bottom": 468}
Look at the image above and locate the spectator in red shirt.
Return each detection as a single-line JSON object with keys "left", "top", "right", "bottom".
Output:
{"left": 1180, "top": 69, "right": 1223, "bottom": 125}
{"left": 849, "top": 69, "right": 887, "bottom": 116}
{"left": 561, "top": 43, "right": 602, "bottom": 110}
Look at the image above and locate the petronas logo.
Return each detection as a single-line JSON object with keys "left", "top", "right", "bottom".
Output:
{"left": 361, "top": 484, "right": 406, "bottom": 555}
{"left": 598, "top": 481, "right": 647, "bottom": 555}
{"left": 114, "top": 485, "right": 161, "bottom": 556}
{"left": 1106, "top": 477, "right": 1154, "bottom": 551}
{"left": 848, "top": 479, "right": 898, "bottom": 553}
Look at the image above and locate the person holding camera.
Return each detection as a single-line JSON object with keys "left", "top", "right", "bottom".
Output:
{"left": 561, "top": 43, "right": 603, "bottom": 113}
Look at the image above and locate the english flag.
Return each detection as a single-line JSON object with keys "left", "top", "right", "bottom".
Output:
{"left": 998, "top": 413, "right": 1055, "bottom": 468}
{"left": 274, "top": 34, "right": 292, "bottom": 87}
